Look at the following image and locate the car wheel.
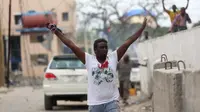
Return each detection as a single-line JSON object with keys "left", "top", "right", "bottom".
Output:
{"left": 44, "top": 95, "right": 53, "bottom": 110}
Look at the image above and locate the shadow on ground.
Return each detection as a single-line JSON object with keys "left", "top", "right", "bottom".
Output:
{"left": 53, "top": 105, "right": 88, "bottom": 111}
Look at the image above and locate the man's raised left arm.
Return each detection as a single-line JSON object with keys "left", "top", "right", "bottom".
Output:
{"left": 117, "top": 18, "right": 147, "bottom": 61}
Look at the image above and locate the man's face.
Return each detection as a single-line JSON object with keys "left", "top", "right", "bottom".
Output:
{"left": 172, "top": 5, "right": 177, "bottom": 11}
{"left": 181, "top": 8, "right": 186, "bottom": 15}
{"left": 123, "top": 55, "right": 129, "bottom": 62}
{"left": 95, "top": 42, "right": 108, "bottom": 58}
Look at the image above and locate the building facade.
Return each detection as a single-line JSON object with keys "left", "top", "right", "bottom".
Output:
{"left": 0, "top": 0, "right": 76, "bottom": 78}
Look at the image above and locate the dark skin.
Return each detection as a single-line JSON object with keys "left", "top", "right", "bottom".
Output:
{"left": 172, "top": 5, "right": 178, "bottom": 13}
{"left": 94, "top": 42, "right": 108, "bottom": 63}
{"left": 46, "top": 18, "right": 147, "bottom": 64}
{"left": 162, "top": 0, "right": 189, "bottom": 12}
{"left": 180, "top": 8, "right": 186, "bottom": 16}
{"left": 123, "top": 55, "right": 129, "bottom": 63}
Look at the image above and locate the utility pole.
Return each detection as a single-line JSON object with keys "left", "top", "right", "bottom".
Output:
{"left": 6, "top": 0, "right": 12, "bottom": 88}
{"left": 0, "top": 10, "right": 5, "bottom": 87}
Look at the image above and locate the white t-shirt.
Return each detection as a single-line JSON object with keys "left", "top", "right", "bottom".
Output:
{"left": 85, "top": 50, "right": 120, "bottom": 105}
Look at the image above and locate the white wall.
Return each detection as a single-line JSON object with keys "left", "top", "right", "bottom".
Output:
{"left": 136, "top": 26, "right": 200, "bottom": 95}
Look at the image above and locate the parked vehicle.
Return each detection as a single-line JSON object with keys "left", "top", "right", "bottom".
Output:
{"left": 43, "top": 54, "right": 88, "bottom": 110}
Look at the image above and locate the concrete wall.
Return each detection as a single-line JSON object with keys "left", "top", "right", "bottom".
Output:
{"left": 135, "top": 27, "right": 200, "bottom": 95}
{"left": 153, "top": 68, "right": 200, "bottom": 112}
{"left": 153, "top": 69, "right": 183, "bottom": 112}
{"left": 182, "top": 70, "right": 200, "bottom": 112}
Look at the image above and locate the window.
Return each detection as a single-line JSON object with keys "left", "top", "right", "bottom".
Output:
{"left": 30, "top": 54, "right": 48, "bottom": 66}
{"left": 14, "top": 15, "right": 22, "bottom": 25}
{"left": 30, "top": 35, "right": 45, "bottom": 43}
{"left": 50, "top": 58, "right": 85, "bottom": 69}
{"left": 62, "top": 12, "right": 69, "bottom": 21}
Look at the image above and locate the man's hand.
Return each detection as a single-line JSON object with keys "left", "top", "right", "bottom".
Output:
{"left": 46, "top": 23, "right": 57, "bottom": 33}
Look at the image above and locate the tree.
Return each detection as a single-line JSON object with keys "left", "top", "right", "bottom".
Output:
{"left": 77, "top": 0, "right": 166, "bottom": 49}
{"left": 137, "top": 0, "right": 168, "bottom": 37}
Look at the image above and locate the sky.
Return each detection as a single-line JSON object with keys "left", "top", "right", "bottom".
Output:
{"left": 77, "top": 0, "right": 200, "bottom": 28}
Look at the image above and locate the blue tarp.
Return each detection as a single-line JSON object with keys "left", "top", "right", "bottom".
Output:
{"left": 16, "top": 27, "right": 50, "bottom": 33}
{"left": 123, "top": 9, "right": 156, "bottom": 17}
{"left": 22, "top": 10, "right": 53, "bottom": 16}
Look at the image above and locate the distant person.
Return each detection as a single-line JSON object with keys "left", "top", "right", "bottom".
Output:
{"left": 138, "top": 31, "right": 149, "bottom": 42}
{"left": 117, "top": 55, "right": 147, "bottom": 105}
{"left": 162, "top": 0, "right": 189, "bottom": 24}
{"left": 144, "top": 31, "right": 149, "bottom": 40}
{"left": 169, "top": 7, "right": 192, "bottom": 32}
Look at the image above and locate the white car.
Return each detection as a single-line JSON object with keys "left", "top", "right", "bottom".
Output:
{"left": 43, "top": 54, "right": 88, "bottom": 110}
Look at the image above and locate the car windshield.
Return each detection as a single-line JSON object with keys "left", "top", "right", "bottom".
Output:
{"left": 50, "top": 58, "right": 85, "bottom": 69}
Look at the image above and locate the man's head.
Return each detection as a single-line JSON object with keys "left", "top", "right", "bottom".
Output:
{"left": 94, "top": 39, "right": 108, "bottom": 58}
{"left": 180, "top": 7, "right": 186, "bottom": 15}
{"left": 123, "top": 54, "right": 130, "bottom": 63}
{"left": 172, "top": 5, "right": 177, "bottom": 12}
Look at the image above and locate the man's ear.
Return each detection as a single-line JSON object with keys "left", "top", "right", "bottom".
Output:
{"left": 94, "top": 48, "right": 97, "bottom": 52}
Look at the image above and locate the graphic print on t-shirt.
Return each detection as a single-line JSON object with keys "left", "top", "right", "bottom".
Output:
{"left": 92, "top": 67, "right": 114, "bottom": 85}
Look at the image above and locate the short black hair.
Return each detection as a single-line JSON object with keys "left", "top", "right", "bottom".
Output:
{"left": 93, "top": 38, "right": 108, "bottom": 50}
{"left": 172, "top": 5, "right": 177, "bottom": 7}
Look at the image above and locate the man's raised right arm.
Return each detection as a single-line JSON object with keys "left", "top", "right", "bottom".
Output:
{"left": 162, "top": 0, "right": 169, "bottom": 13}
{"left": 162, "top": 0, "right": 167, "bottom": 11}
{"left": 46, "top": 24, "right": 85, "bottom": 64}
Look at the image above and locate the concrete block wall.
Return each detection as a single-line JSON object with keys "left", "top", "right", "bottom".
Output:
{"left": 136, "top": 27, "right": 200, "bottom": 95}
{"left": 153, "top": 61, "right": 177, "bottom": 69}
{"left": 153, "top": 68, "right": 200, "bottom": 112}
{"left": 153, "top": 69, "right": 183, "bottom": 112}
{"left": 182, "top": 70, "right": 200, "bottom": 112}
